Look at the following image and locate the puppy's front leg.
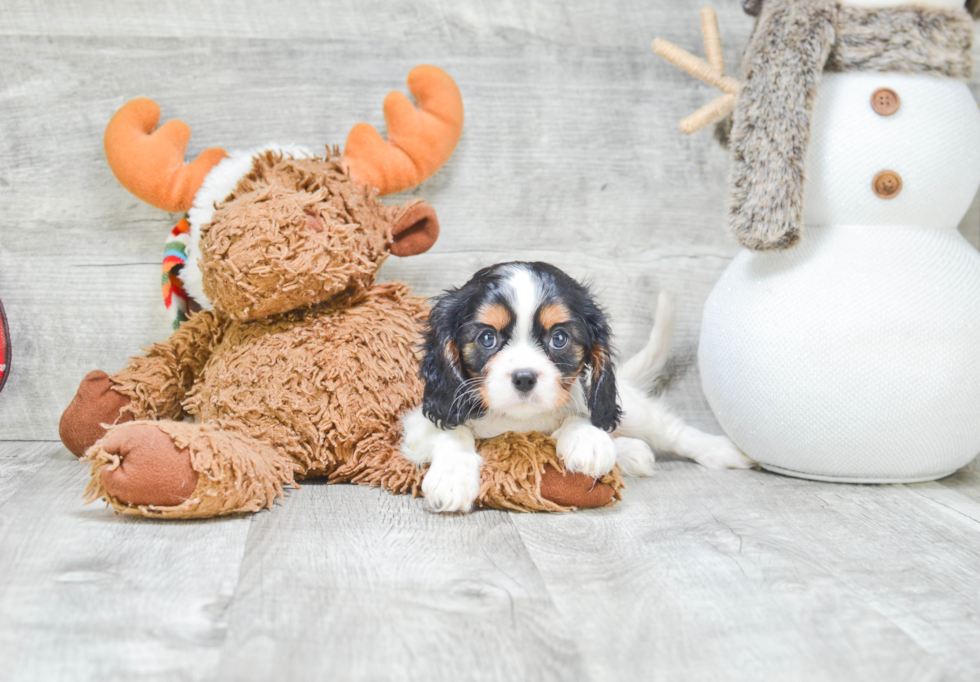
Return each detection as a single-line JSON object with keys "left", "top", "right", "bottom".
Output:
{"left": 553, "top": 416, "right": 617, "bottom": 478}
{"left": 400, "top": 407, "right": 441, "bottom": 465}
{"left": 401, "top": 409, "right": 482, "bottom": 513}
{"left": 423, "top": 429, "right": 482, "bottom": 513}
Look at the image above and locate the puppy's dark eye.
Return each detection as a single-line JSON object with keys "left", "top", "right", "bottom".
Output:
{"left": 479, "top": 329, "right": 497, "bottom": 349}
{"left": 550, "top": 330, "right": 568, "bottom": 349}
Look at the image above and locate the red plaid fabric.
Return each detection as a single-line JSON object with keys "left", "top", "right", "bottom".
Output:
{"left": 0, "top": 298, "right": 9, "bottom": 393}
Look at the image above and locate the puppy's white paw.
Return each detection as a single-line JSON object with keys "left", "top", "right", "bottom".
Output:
{"left": 555, "top": 421, "right": 617, "bottom": 478}
{"left": 400, "top": 408, "right": 437, "bottom": 465}
{"left": 615, "top": 437, "right": 656, "bottom": 477}
{"left": 691, "top": 434, "right": 755, "bottom": 470}
{"left": 422, "top": 450, "right": 482, "bottom": 513}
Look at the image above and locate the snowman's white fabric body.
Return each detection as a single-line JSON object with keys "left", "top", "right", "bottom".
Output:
{"left": 697, "top": 0, "right": 980, "bottom": 481}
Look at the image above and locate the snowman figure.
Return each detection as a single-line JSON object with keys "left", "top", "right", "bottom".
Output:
{"left": 655, "top": 0, "right": 980, "bottom": 482}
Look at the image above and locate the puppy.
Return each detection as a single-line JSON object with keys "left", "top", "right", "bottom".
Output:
{"left": 400, "top": 262, "right": 752, "bottom": 512}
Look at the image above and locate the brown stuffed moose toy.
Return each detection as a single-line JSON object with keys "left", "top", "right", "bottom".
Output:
{"left": 59, "top": 65, "right": 622, "bottom": 519}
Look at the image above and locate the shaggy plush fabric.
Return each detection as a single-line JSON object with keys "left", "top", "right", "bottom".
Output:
{"left": 84, "top": 426, "right": 623, "bottom": 519}
{"left": 114, "top": 281, "right": 428, "bottom": 482}
{"left": 728, "top": 1, "right": 973, "bottom": 250}
{"left": 201, "top": 151, "right": 392, "bottom": 321}
{"left": 112, "top": 309, "right": 226, "bottom": 423}
{"left": 84, "top": 420, "right": 297, "bottom": 518}
{"left": 476, "top": 432, "right": 623, "bottom": 512}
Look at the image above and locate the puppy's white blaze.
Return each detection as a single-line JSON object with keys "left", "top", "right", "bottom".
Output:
{"left": 504, "top": 264, "right": 538, "bottom": 342}
{"left": 482, "top": 264, "right": 564, "bottom": 415}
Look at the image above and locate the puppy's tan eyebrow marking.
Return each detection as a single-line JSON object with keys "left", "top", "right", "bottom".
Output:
{"left": 444, "top": 339, "right": 461, "bottom": 367}
{"left": 538, "top": 302, "right": 570, "bottom": 330}
{"left": 477, "top": 303, "right": 511, "bottom": 330}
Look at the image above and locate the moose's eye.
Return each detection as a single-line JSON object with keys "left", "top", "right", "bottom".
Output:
{"left": 479, "top": 330, "right": 497, "bottom": 350}
{"left": 551, "top": 330, "right": 568, "bottom": 349}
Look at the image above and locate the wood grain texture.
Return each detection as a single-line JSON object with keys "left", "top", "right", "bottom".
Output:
{"left": 0, "top": 444, "right": 254, "bottom": 682}
{"left": 214, "top": 482, "right": 584, "bottom": 682}
{"left": 0, "top": 0, "right": 755, "bottom": 48}
{"left": 0, "top": 441, "right": 52, "bottom": 506}
{"left": 5, "top": 443, "right": 980, "bottom": 680}
{"left": 512, "top": 463, "right": 980, "bottom": 681}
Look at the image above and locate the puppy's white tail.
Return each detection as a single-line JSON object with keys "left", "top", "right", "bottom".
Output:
{"left": 618, "top": 290, "right": 675, "bottom": 389}
{"left": 613, "top": 290, "right": 754, "bottom": 471}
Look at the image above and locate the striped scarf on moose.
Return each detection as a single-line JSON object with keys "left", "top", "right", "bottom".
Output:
{"left": 162, "top": 216, "right": 193, "bottom": 329}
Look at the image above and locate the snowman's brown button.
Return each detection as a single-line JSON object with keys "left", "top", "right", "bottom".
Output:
{"left": 872, "top": 170, "right": 902, "bottom": 199}
{"left": 871, "top": 88, "right": 900, "bottom": 116}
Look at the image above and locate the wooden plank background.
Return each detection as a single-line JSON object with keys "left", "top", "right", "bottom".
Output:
{"left": 2, "top": 0, "right": 974, "bottom": 441}
{"left": 2, "top": 1, "right": 980, "bottom": 680}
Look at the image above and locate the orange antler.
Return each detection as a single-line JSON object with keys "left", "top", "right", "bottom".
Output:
{"left": 343, "top": 65, "right": 464, "bottom": 196}
{"left": 104, "top": 98, "right": 228, "bottom": 212}
{"left": 652, "top": 8, "right": 738, "bottom": 135}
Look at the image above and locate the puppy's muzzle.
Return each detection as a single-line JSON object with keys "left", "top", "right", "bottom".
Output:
{"left": 512, "top": 369, "right": 538, "bottom": 394}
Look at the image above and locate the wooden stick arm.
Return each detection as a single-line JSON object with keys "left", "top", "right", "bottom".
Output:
{"left": 651, "top": 6, "right": 741, "bottom": 135}
{"left": 680, "top": 94, "right": 736, "bottom": 135}
{"left": 651, "top": 39, "right": 738, "bottom": 95}
{"left": 700, "top": 7, "right": 725, "bottom": 73}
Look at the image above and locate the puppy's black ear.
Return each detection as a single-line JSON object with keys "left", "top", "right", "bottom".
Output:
{"left": 420, "top": 291, "right": 483, "bottom": 429}
{"left": 582, "top": 298, "right": 622, "bottom": 432}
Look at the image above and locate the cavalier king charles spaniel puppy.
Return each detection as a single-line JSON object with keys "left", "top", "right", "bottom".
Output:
{"left": 400, "top": 262, "right": 752, "bottom": 512}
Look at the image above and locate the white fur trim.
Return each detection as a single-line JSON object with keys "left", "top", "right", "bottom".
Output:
{"left": 179, "top": 144, "right": 316, "bottom": 309}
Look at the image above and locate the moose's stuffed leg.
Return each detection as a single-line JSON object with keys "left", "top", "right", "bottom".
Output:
{"left": 59, "top": 310, "right": 225, "bottom": 457}
{"left": 362, "top": 429, "right": 623, "bottom": 512}
{"left": 59, "top": 370, "right": 134, "bottom": 457}
{"left": 476, "top": 432, "right": 623, "bottom": 512}
{"left": 83, "top": 420, "right": 296, "bottom": 519}
{"left": 109, "top": 310, "right": 225, "bottom": 420}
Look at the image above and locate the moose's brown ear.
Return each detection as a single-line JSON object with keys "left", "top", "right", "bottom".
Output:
{"left": 968, "top": 0, "right": 980, "bottom": 20}
{"left": 391, "top": 202, "right": 439, "bottom": 257}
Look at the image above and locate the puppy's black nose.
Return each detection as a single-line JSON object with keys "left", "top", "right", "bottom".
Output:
{"left": 512, "top": 370, "right": 538, "bottom": 394}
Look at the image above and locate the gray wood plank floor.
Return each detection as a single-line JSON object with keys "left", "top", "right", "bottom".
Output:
{"left": 2, "top": 1, "right": 980, "bottom": 680}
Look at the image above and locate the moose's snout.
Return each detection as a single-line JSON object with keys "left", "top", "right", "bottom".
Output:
{"left": 304, "top": 208, "right": 325, "bottom": 233}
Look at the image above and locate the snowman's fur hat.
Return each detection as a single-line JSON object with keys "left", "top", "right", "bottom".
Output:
{"left": 743, "top": 0, "right": 979, "bottom": 19}
{"left": 727, "top": 0, "right": 974, "bottom": 250}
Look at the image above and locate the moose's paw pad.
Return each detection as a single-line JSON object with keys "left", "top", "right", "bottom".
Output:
{"left": 97, "top": 424, "right": 199, "bottom": 507}
{"left": 60, "top": 370, "right": 133, "bottom": 458}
